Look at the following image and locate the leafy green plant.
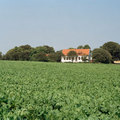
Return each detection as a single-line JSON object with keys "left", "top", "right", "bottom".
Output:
{"left": 0, "top": 61, "right": 120, "bottom": 119}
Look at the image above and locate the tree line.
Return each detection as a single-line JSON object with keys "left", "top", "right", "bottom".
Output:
{"left": 0, "top": 44, "right": 91, "bottom": 62}
{"left": 0, "top": 45, "right": 64, "bottom": 62}
{"left": 0, "top": 42, "right": 120, "bottom": 63}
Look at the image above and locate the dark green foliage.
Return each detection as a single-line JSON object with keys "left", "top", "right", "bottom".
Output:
{"left": 0, "top": 52, "right": 2, "bottom": 60}
{"left": 30, "top": 45, "right": 55, "bottom": 62}
{"left": 102, "top": 41, "right": 120, "bottom": 61}
{"left": 55, "top": 51, "right": 64, "bottom": 62}
{"left": 67, "top": 51, "right": 77, "bottom": 62}
{"left": 19, "top": 50, "right": 31, "bottom": 61}
{"left": 5, "top": 47, "right": 20, "bottom": 60}
{"left": 48, "top": 51, "right": 64, "bottom": 62}
{"left": 48, "top": 53, "right": 57, "bottom": 62}
{"left": 82, "top": 56, "right": 87, "bottom": 62}
{"left": 93, "top": 48, "right": 112, "bottom": 63}
{"left": 31, "top": 52, "right": 48, "bottom": 62}
{"left": 20, "top": 44, "right": 32, "bottom": 50}
{"left": 19, "top": 45, "right": 32, "bottom": 61}
{"left": 68, "top": 47, "right": 75, "bottom": 49}
{"left": 77, "top": 45, "right": 83, "bottom": 49}
{"left": 2, "top": 41, "right": 120, "bottom": 63}
{"left": 77, "top": 44, "right": 91, "bottom": 49}
{"left": 31, "top": 46, "right": 55, "bottom": 55}
{"left": 4, "top": 45, "right": 56, "bottom": 62}
{"left": 83, "top": 44, "right": 91, "bottom": 49}
{"left": 4, "top": 45, "right": 32, "bottom": 61}
{"left": 0, "top": 61, "right": 120, "bottom": 119}
{"left": 43, "top": 45, "right": 55, "bottom": 54}
{"left": 67, "top": 51, "right": 77, "bottom": 56}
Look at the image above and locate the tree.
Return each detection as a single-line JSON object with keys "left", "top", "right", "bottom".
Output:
{"left": 77, "top": 45, "right": 83, "bottom": 49}
{"left": 2, "top": 54, "right": 6, "bottom": 60}
{"left": 92, "top": 48, "right": 112, "bottom": 63}
{"left": 102, "top": 41, "right": 120, "bottom": 61}
{"left": 20, "top": 45, "right": 32, "bottom": 50}
{"left": 69, "top": 48, "right": 75, "bottom": 49}
{"left": 19, "top": 50, "right": 31, "bottom": 61}
{"left": 0, "top": 52, "right": 2, "bottom": 60}
{"left": 67, "top": 51, "right": 77, "bottom": 56}
{"left": 32, "top": 45, "right": 55, "bottom": 54}
{"left": 43, "top": 45, "right": 55, "bottom": 54}
{"left": 5, "top": 47, "right": 20, "bottom": 60}
{"left": 82, "top": 56, "right": 87, "bottom": 62}
{"left": 83, "top": 44, "right": 91, "bottom": 49}
{"left": 30, "top": 45, "right": 55, "bottom": 61}
{"left": 19, "top": 45, "right": 32, "bottom": 61}
{"left": 55, "top": 51, "right": 64, "bottom": 62}
{"left": 67, "top": 51, "right": 77, "bottom": 62}
{"left": 48, "top": 50, "right": 64, "bottom": 62}
{"left": 47, "top": 53, "right": 57, "bottom": 62}
{"left": 77, "top": 44, "right": 91, "bottom": 49}
{"left": 5, "top": 45, "right": 32, "bottom": 61}
{"left": 31, "top": 52, "right": 48, "bottom": 62}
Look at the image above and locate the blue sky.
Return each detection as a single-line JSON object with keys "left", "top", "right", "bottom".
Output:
{"left": 0, "top": 0, "right": 120, "bottom": 53}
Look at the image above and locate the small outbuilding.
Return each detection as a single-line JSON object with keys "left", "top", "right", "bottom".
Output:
{"left": 114, "top": 61, "right": 120, "bottom": 64}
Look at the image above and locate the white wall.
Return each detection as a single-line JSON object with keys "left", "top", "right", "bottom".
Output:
{"left": 61, "top": 56, "right": 89, "bottom": 63}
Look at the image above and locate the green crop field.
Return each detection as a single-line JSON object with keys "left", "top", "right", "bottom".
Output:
{"left": 0, "top": 61, "right": 120, "bottom": 120}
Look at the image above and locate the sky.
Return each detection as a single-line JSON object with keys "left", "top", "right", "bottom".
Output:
{"left": 0, "top": 0, "right": 120, "bottom": 53}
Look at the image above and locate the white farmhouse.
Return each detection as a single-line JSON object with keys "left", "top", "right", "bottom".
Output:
{"left": 61, "top": 49, "right": 92, "bottom": 63}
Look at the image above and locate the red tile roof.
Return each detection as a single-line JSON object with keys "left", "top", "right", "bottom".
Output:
{"left": 62, "top": 49, "right": 90, "bottom": 56}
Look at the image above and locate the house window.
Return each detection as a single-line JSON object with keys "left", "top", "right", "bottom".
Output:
{"left": 64, "top": 57, "right": 65, "bottom": 60}
{"left": 79, "top": 57, "right": 81, "bottom": 60}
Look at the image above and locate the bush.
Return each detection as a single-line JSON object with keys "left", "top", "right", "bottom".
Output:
{"left": 93, "top": 48, "right": 112, "bottom": 63}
